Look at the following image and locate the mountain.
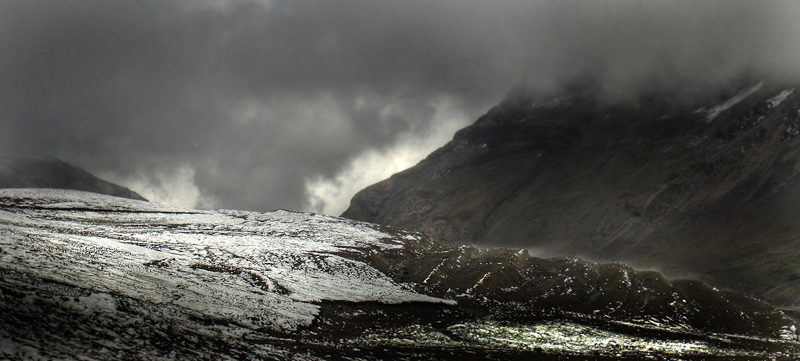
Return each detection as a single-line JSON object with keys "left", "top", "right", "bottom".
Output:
{"left": 342, "top": 81, "right": 800, "bottom": 311}
{"left": 0, "top": 156, "right": 146, "bottom": 201}
{"left": 1, "top": 189, "right": 797, "bottom": 359}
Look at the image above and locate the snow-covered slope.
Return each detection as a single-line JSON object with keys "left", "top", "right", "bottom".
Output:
{"left": 0, "top": 189, "right": 449, "bottom": 328}
{"left": 0, "top": 189, "right": 453, "bottom": 359}
{"left": 0, "top": 189, "right": 797, "bottom": 360}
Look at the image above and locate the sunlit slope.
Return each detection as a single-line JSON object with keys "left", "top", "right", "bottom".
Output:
{"left": 343, "top": 82, "right": 800, "bottom": 308}
{"left": 0, "top": 189, "right": 797, "bottom": 359}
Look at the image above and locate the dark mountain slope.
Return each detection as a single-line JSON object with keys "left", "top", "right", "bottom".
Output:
{"left": 0, "top": 156, "right": 146, "bottom": 201}
{"left": 342, "top": 82, "right": 800, "bottom": 308}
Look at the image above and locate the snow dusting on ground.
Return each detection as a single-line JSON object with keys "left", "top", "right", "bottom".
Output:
{"left": 0, "top": 189, "right": 449, "bottom": 328}
{"left": 0, "top": 189, "right": 797, "bottom": 360}
{"left": 0, "top": 189, "right": 450, "bottom": 360}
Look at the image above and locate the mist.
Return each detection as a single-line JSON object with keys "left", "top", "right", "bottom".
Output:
{"left": 2, "top": 0, "right": 799, "bottom": 214}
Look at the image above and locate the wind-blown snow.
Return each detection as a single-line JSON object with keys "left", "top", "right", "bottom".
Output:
{"left": 0, "top": 189, "right": 452, "bottom": 334}
{"left": 704, "top": 82, "right": 763, "bottom": 122}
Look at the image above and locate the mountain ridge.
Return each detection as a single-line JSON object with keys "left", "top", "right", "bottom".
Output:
{"left": 0, "top": 156, "right": 147, "bottom": 201}
{"left": 342, "top": 80, "right": 800, "bottom": 310}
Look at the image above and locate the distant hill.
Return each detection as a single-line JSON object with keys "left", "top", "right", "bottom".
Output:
{"left": 342, "top": 81, "right": 800, "bottom": 310}
{"left": 0, "top": 156, "right": 146, "bottom": 201}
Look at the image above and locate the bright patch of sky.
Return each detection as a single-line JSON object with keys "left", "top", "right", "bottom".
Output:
{"left": 304, "top": 96, "right": 471, "bottom": 215}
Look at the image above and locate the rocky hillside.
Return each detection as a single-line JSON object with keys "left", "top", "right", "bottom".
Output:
{"left": 0, "top": 156, "right": 146, "bottom": 201}
{"left": 1, "top": 189, "right": 797, "bottom": 360}
{"left": 342, "top": 81, "right": 800, "bottom": 309}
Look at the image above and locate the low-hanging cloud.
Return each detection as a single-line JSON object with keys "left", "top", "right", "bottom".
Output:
{"left": 2, "top": 0, "right": 800, "bottom": 213}
{"left": 100, "top": 163, "right": 220, "bottom": 210}
{"left": 304, "top": 96, "right": 471, "bottom": 215}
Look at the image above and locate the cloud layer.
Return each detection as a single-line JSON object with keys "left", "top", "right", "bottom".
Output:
{"left": 2, "top": 0, "right": 800, "bottom": 213}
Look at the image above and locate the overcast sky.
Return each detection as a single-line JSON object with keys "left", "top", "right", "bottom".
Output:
{"left": 3, "top": 0, "right": 800, "bottom": 215}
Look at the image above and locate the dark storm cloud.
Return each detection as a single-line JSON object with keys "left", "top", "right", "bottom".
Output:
{"left": 2, "top": 0, "right": 799, "bottom": 212}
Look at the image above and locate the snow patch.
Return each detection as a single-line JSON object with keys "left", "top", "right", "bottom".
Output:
{"left": 704, "top": 82, "right": 763, "bottom": 122}
{"left": 466, "top": 272, "right": 491, "bottom": 294}
{"left": 768, "top": 88, "right": 795, "bottom": 108}
{"left": 448, "top": 321, "right": 715, "bottom": 355}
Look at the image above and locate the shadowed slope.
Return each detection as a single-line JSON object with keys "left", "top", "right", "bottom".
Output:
{"left": 342, "top": 81, "right": 800, "bottom": 308}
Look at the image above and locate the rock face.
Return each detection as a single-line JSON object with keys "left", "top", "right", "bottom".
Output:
{"left": 0, "top": 156, "right": 146, "bottom": 201}
{"left": 342, "top": 82, "right": 800, "bottom": 309}
{"left": 1, "top": 189, "right": 797, "bottom": 360}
